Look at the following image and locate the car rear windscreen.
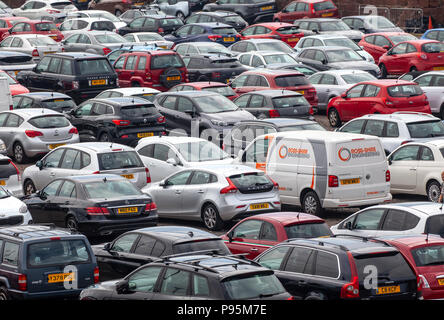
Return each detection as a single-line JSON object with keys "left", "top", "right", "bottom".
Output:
{"left": 284, "top": 222, "right": 333, "bottom": 239}
{"left": 274, "top": 75, "right": 309, "bottom": 86}
{"left": 27, "top": 239, "right": 91, "bottom": 267}
{"left": 229, "top": 172, "right": 274, "bottom": 194}
{"left": 387, "top": 84, "right": 423, "bottom": 97}
{"left": 0, "top": 55, "right": 33, "bottom": 65}
{"left": 35, "top": 22, "right": 57, "bottom": 31}
{"left": 77, "top": 59, "right": 113, "bottom": 75}
{"left": 120, "top": 104, "right": 158, "bottom": 117}
{"left": 411, "top": 244, "right": 444, "bottom": 267}
{"left": 313, "top": 1, "right": 336, "bottom": 11}
{"left": 133, "top": 93, "right": 158, "bottom": 102}
{"left": 41, "top": 98, "right": 76, "bottom": 111}
{"left": 272, "top": 96, "right": 309, "bottom": 108}
{"left": 407, "top": 120, "right": 444, "bottom": 138}
{"left": 83, "top": 180, "right": 142, "bottom": 199}
{"left": 222, "top": 273, "right": 286, "bottom": 300}
{"left": 173, "top": 239, "right": 230, "bottom": 255}
{"left": 98, "top": 151, "right": 144, "bottom": 171}
{"left": 426, "top": 215, "right": 444, "bottom": 236}
{"left": 95, "top": 33, "right": 126, "bottom": 44}
{"left": 28, "top": 37, "right": 57, "bottom": 46}
{"left": 150, "top": 54, "right": 184, "bottom": 69}
{"left": 159, "top": 18, "right": 183, "bottom": 27}
{"left": 51, "top": 1, "right": 72, "bottom": 9}
{"left": 28, "top": 115, "right": 70, "bottom": 128}
{"left": 222, "top": 15, "right": 246, "bottom": 24}
{"left": 422, "top": 42, "right": 444, "bottom": 53}
{"left": 211, "top": 59, "right": 243, "bottom": 68}
{"left": 276, "top": 26, "right": 300, "bottom": 34}
{"left": 212, "top": 27, "right": 237, "bottom": 35}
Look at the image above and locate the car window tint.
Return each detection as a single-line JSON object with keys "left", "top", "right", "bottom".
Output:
{"left": 192, "top": 274, "right": 210, "bottom": 297}
{"left": 5, "top": 114, "right": 22, "bottom": 127}
{"left": 43, "top": 148, "right": 65, "bottom": 168}
{"left": 353, "top": 208, "right": 385, "bottom": 230}
{"left": 257, "top": 246, "right": 291, "bottom": 270}
{"left": 114, "top": 56, "right": 126, "bottom": 69}
{"left": 81, "top": 152, "right": 91, "bottom": 168}
{"left": 284, "top": 247, "right": 315, "bottom": 274}
{"left": 248, "top": 95, "right": 264, "bottom": 108}
{"left": 234, "top": 95, "right": 250, "bottom": 108}
{"left": 340, "top": 119, "right": 364, "bottom": 133}
{"left": 153, "top": 144, "right": 175, "bottom": 162}
{"left": 419, "top": 146, "right": 434, "bottom": 161}
{"left": 244, "top": 137, "right": 269, "bottom": 163}
{"left": 151, "top": 241, "right": 166, "bottom": 256}
{"left": 160, "top": 96, "right": 177, "bottom": 110}
{"left": 112, "top": 233, "right": 139, "bottom": 252}
{"left": 2, "top": 242, "right": 19, "bottom": 266}
{"left": 36, "top": 56, "right": 51, "bottom": 72}
{"left": 363, "top": 120, "right": 384, "bottom": 136}
{"left": 233, "top": 220, "right": 262, "bottom": 240}
{"left": 320, "top": 74, "right": 337, "bottom": 85}
{"left": 133, "top": 236, "right": 157, "bottom": 255}
{"left": 60, "top": 59, "right": 73, "bottom": 75}
{"left": 160, "top": 268, "right": 190, "bottom": 296}
{"left": 58, "top": 180, "right": 76, "bottom": 198}
{"left": 362, "top": 85, "right": 380, "bottom": 97}
{"left": 60, "top": 149, "right": 80, "bottom": 169}
{"left": 42, "top": 179, "right": 63, "bottom": 197}
{"left": 125, "top": 55, "right": 137, "bottom": 70}
{"left": 189, "top": 171, "right": 211, "bottom": 185}
{"left": 137, "top": 56, "right": 147, "bottom": 70}
{"left": 382, "top": 209, "right": 420, "bottom": 231}
{"left": 260, "top": 221, "right": 277, "bottom": 241}
{"left": 315, "top": 251, "right": 339, "bottom": 278}
{"left": 391, "top": 145, "right": 420, "bottom": 161}
{"left": 138, "top": 144, "right": 155, "bottom": 158}
{"left": 385, "top": 122, "right": 399, "bottom": 137}
{"left": 128, "top": 266, "right": 162, "bottom": 293}
{"left": 346, "top": 84, "right": 365, "bottom": 98}
{"left": 166, "top": 171, "right": 192, "bottom": 186}
{"left": 176, "top": 97, "right": 194, "bottom": 112}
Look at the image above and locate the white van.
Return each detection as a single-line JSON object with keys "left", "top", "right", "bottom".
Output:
{"left": 0, "top": 77, "right": 12, "bottom": 112}
{"left": 236, "top": 130, "right": 392, "bottom": 215}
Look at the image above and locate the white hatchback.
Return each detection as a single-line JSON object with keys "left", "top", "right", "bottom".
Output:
{"left": 0, "top": 186, "right": 32, "bottom": 227}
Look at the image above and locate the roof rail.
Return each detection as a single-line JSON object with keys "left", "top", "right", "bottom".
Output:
{"left": 0, "top": 223, "right": 58, "bottom": 238}
{"left": 392, "top": 111, "right": 435, "bottom": 118}
{"left": 331, "top": 234, "right": 392, "bottom": 247}
{"left": 284, "top": 237, "right": 349, "bottom": 251}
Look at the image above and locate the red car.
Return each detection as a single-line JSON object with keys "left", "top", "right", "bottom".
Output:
{"left": 0, "top": 16, "right": 30, "bottom": 41}
{"left": 273, "top": 0, "right": 339, "bottom": 23}
{"left": 4, "top": 20, "right": 64, "bottom": 42}
{"left": 230, "top": 69, "right": 317, "bottom": 107}
{"left": 0, "top": 70, "right": 29, "bottom": 96}
{"left": 169, "top": 82, "right": 239, "bottom": 100}
{"left": 380, "top": 234, "right": 444, "bottom": 300}
{"left": 379, "top": 40, "right": 444, "bottom": 77}
{"left": 113, "top": 50, "right": 188, "bottom": 92}
{"left": 359, "top": 32, "right": 417, "bottom": 64}
{"left": 221, "top": 212, "right": 332, "bottom": 259}
{"left": 327, "top": 80, "right": 431, "bottom": 127}
{"left": 239, "top": 22, "right": 304, "bottom": 47}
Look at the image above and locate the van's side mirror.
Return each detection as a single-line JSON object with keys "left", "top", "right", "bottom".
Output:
{"left": 344, "top": 221, "right": 353, "bottom": 230}
{"left": 116, "top": 280, "right": 130, "bottom": 294}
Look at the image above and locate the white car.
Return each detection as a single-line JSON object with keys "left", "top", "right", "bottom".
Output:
{"left": 388, "top": 140, "right": 444, "bottom": 202}
{"left": 135, "top": 136, "right": 234, "bottom": 182}
{"left": 0, "top": 35, "right": 62, "bottom": 62}
{"left": 0, "top": 186, "right": 32, "bottom": 226}
{"left": 94, "top": 87, "right": 161, "bottom": 103}
{"left": 412, "top": 71, "right": 444, "bottom": 117}
{"left": 331, "top": 202, "right": 444, "bottom": 238}
{"left": 12, "top": 0, "right": 77, "bottom": 20}
{"left": 59, "top": 18, "right": 121, "bottom": 37}
{"left": 65, "top": 10, "right": 126, "bottom": 30}
{"left": 122, "top": 32, "right": 174, "bottom": 49}
{"left": 237, "top": 51, "right": 297, "bottom": 70}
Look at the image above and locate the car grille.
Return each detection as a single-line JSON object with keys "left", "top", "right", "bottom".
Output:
{"left": 0, "top": 215, "right": 24, "bottom": 226}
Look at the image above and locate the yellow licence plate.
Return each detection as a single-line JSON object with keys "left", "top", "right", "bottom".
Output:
{"left": 49, "top": 35, "right": 57, "bottom": 40}
{"left": 48, "top": 272, "right": 75, "bottom": 283}
{"left": 167, "top": 76, "right": 180, "bottom": 81}
{"left": 121, "top": 174, "right": 134, "bottom": 179}
{"left": 434, "top": 66, "right": 444, "bottom": 71}
{"left": 261, "top": 5, "right": 273, "bottom": 10}
{"left": 118, "top": 207, "right": 138, "bottom": 214}
{"left": 0, "top": 180, "right": 5, "bottom": 186}
{"left": 91, "top": 79, "right": 106, "bottom": 86}
{"left": 159, "top": 45, "right": 167, "bottom": 49}
{"left": 44, "top": 51, "right": 56, "bottom": 55}
{"left": 297, "top": 90, "right": 305, "bottom": 95}
{"left": 250, "top": 203, "right": 269, "bottom": 210}
{"left": 340, "top": 178, "right": 361, "bottom": 185}
{"left": 288, "top": 38, "right": 299, "bottom": 42}
{"left": 137, "top": 132, "right": 154, "bottom": 138}
{"left": 376, "top": 285, "right": 400, "bottom": 295}
{"left": 322, "top": 12, "right": 334, "bottom": 17}
{"left": 224, "top": 37, "right": 235, "bottom": 42}
{"left": 49, "top": 143, "right": 65, "bottom": 150}
{"left": 438, "top": 279, "right": 444, "bottom": 285}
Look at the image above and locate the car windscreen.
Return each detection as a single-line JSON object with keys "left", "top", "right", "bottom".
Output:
{"left": 196, "top": 44, "right": 232, "bottom": 56}
{"left": 326, "top": 49, "right": 363, "bottom": 62}
{"left": 272, "top": 95, "right": 309, "bottom": 108}
{"left": 0, "top": 187, "right": 8, "bottom": 198}
{"left": 97, "top": 151, "right": 144, "bottom": 170}
{"left": 83, "top": 180, "right": 142, "bottom": 199}
{"left": 77, "top": 58, "right": 113, "bottom": 75}
{"left": 229, "top": 172, "right": 273, "bottom": 193}
{"left": 426, "top": 215, "right": 444, "bottom": 236}
{"left": 202, "top": 86, "right": 236, "bottom": 97}
{"left": 324, "top": 38, "right": 360, "bottom": 50}
{"left": 173, "top": 239, "right": 230, "bottom": 255}
{"left": 0, "top": 1, "right": 8, "bottom": 9}
{"left": 411, "top": 244, "right": 444, "bottom": 267}
{"left": 285, "top": 222, "right": 333, "bottom": 239}
{"left": 291, "top": 65, "right": 317, "bottom": 76}
{"left": 280, "top": 123, "right": 326, "bottom": 131}
{"left": 28, "top": 115, "right": 70, "bottom": 128}
{"left": 193, "top": 95, "right": 238, "bottom": 113}
{"left": 274, "top": 75, "right": 310, "bottom": 86}
{"left": 367, "top": 16, "right": 396, "bottom": 28}
{"left": 341, "top": 72, "right": 377, "bottom": 84}
{"left": 176, "top": 140, "right": 230, "bottom": 161}
{"left": 120, "top": 104, "right": 158, "bottom": 117}
{"left": 388, "top": 34, "right": 417, "bottom": 44}
{"left": 27, "top": 239, "right": 91, "bottom": 267}
{"left": 319, "top": 21, "right": 350, "bottom": 31}
{"left": 422, "top": 42, "right": 444, "bottom": 53}
{"left": 212, "top": 27, "right": 237, "bottom": 35}
{"left": 257, "top": 42, "right": 293, "bottom": 53}
{"left": 137, "top": 33, "right": 164, "bottom": 41}
{"left": 313, "top": 1, "right": 336, "bottom": 11}
{"left": 150, "top": 54, "right": 184, "bottom": 69}
{"left": 222, "top": 273, "right": 286, "bottom": 300}
{"left": 407, "top": 120, "right": 444, "bottom": 138}
{"left": 41, "top": 98, "right": 77, "bottom": 110}
{"left": 264, "top": 54, "right": 296, "bottom": 64}
{"left": 210, "top": 58, "right": 242, "bottom": 68}
{"left": 28, "top": 37, "right": 58, "bottom": 46}
{"left": 222, "top": 15, "right": 246, "bottom": 24}
{"left": 94, "top": 33, "right": 126, "bottom": 44}
{"left": 387, "top": 84, "right": 423, "bottom": 97}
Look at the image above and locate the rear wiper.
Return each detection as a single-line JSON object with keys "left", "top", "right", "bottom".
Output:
{"left": 257, "top": 292, "right": 279, "bottom": 298}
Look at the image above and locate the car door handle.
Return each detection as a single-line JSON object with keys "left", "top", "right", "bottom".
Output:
{"left": 197, "top": 190, "right": 204, "bottom": 193}
{"left": 250, "top": 248, "right": 258, "bottom": 252}
{"left": 175, "top": 190, "right": 181, "bottom": 194}
{"left": 297, "top": 280, "right": 307, "bottom": 285}
{"left": 50, "top": 172, "right": 56, "bottom": 176}
{"left": 410, "top": 168, "right": 417, "bottom": 171}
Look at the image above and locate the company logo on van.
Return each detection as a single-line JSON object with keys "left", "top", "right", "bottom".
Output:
{"left": 278, "top": 145, "right": 309, "bottom": 159}
{"left": 338, "top": 146, "right": 380, "bottom": 161}
{"left": 338, "top": 147, "right": 351, "bottom": 161}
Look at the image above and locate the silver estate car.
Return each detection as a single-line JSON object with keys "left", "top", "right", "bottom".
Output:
{"left": 0, "top": 35, "right": 63, "bottom": 62}
{"left": 142, "top": 164, "right": 281, "bottom": 231}
{"left": 62, "top": 30, "right": 129, "bottom": 55}
{"left": 22, "top": 142, "right": 150, "bottom": 195}
{"left": 0, "top": 108, "right": 80, "bottom": 164}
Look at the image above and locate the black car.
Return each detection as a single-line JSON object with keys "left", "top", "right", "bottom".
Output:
{"left": 117, "top": 14, "right": 184, "bottom": 36}
{"left": 93, "top": 226, "right": 231, "bottom": 281}
{"left": 233, "top": 89, "right": 314, "bottom": 120}
{"left": 181, "top": 54, "right": 248, "bottom": 83}
{"left": 12, "top": 92, "right": 77, "bottom": 113}
{"left": 21, "top": 174, "right": 158, "bottom": 238}
{"left": 80, "top": 252, "right": 291, "bottom": 300}
{"left": 203, "top": 0, "right": 276, "bottom": 25}
{"left": 67, "top": 97, "right": 166, "bottom": 146}
{"left": 16, "top": 53, "right": 118, "bottom": 104}
{"left": 119, "top": 8, "right": 163, "bottom": 25}
{"left": 185, "top": 11, "right": 248, "bottom": 32}
{"left": 254, "top": 235, "right": 420, "bottom": 300}
{"left": 0, "top": 224, "right": 98, "bottom": 300}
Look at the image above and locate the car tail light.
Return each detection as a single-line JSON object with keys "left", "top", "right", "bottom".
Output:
{"left": 221, "top": 143, "right": 225, "bottom": 150}
{"left": 94, "top": 267, "right": 100, "bottom": 284}
{"left": 18, "top": 274, "right": 27, "bottom": 291}
{"left": 158, "top": 28, "right": 164, "bottom": 33}
{"left": 212, "top": 72, "right": 221, "bottom": 78}
{"left": 208, "top": 35, "right": 222, "bottom": 41}
{"left": 268, "top": 109, "right": 280, "bottom": 117}
{"left": 8, "top": 159, "right": 20, "bottom": 181}
{"left": 308, "top": 88, "right": 316, "bottom": 95}
{"left": 102, "top": 47, "right": 112, "bottom": 55}
{"left": 309, "top": 106, "right": 314, "bottom": 115}
{"left": 69, "top": 127, "right": 78, "bottom": 134}
{"left": 401, "top": 140, "right": 411, "bottom": 145}
{"left": 340, "top": 276, "right": 359, "bottom": 299}
{"left": 25, "top": 130, "right": 43, "bottom": 138}
{"left": 145, "top": 202, "right": 157, "bottom": 212}
{"left": 72, "top": 80, "right": 79, "bottom": 90}
{"left": 420, "top": 53, "right": 428, "bottom": 60}
{"left": 9, "top": 104, "right": 12, "bottom": 110}
{"left": 86, "top": 207, "right": 110, "bottom": 215}
{"left": 157, "top": 116, "right": 165, "bottom": 123}
{"left": 145, "top": 167, "right": 151, "bottom": 183}
{"left": 287, "top": 296, "right": 296, "bottom": 300}
{"left": 385, "top": 170, "right": 390, "bottom": 182}
{"left": 328, "top": 175, "right": 339, "bottom": 187}
{"left": 146, "top": 73, "right": 152, "bottom": 81}
{"left": 121, "top": 134, "right": 129, "bottom": 138}
{"left": 112, "top": 119, "right": 131, "bottom": 126}
{"left": 92, "top": 171, "right": 100, "bottom": 174}
{"left": 270, "top": 177, "right": 279, "bottom": 190}
{"left": 220, "top": 177, "right": 237, "bottom": 194}
{"left": 46, "top": 9, "right": 60, "bottom": 14}
{"left": 31, "top": 49, "right": 39, "bottom": 57}
{"left": 418, "top": 274, "right": 429, "bottom": 289}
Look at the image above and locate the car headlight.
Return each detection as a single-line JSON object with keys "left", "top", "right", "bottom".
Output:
{"left": 211, "top": 120, "right": 228, "bottom": 127}
{"left": 19, "top": 204, "right": 28, "bottom": 214}
{"left": 0, "top": 142, "right": 5, "bottom": 151}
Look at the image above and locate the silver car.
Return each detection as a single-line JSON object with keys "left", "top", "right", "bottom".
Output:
{"left": 237, "top": 51, "right": 297, "bottom": 70}
{"left": 175, "top": 42, "right": 233, "bottom": 57}
{"left": 62, "top": 31, "right": 130, "bottom": 55}
{"left": 308, "top": 69, "right": 377, "bottom": 112}
{"left": 0, "top": 109, "right": 80, "bottom": 164}
{"left": 12, "top": 0, "right": 78, "bottom": 20}
{"left": 229, "top": 39, "right": 297, "bottom": 58}
{"left": 151, "top": 0, "right": 190, "bottom": 20}
{"left": 411, "top": 71, "right": 444, "bottom": 117}
{"left": 0, "top": 51, "right": 36, "bottom": 79}
{"left": 65, "top": 10, "right": 127, "bottom": 30}
{"left": 22, "top": 142, "right": 149, "bottom": 195}
{"left": 0, "top": 35, "right": 63, "bottom": 62}
{"left": 122, "top": 32, "right": 174, "bottom": 49}
{"left": 292, "top": 18, "right": 364, "bottom": 43}
{"left": 59, "top": 18, "right": 120, "bottom": 37}
{"left": 142, "top": 164, "right": 281, "bottom": 230}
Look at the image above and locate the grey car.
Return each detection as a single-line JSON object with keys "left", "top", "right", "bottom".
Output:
{"left": 308, "top": 69, "right": 377, "bottom": 112}
{"left": 22, "top": 142, "right": 149, "bottom": 195}
{"left": 119, "top": 8, "right": 163, "bottom": 24}
{"left": 0, "top": 35, "right": 62, "bottom": 62}
{"left": 411, "top": 71, "right": 444, "bottom": 117}
{"left": 151, "top": 0, "right": 190, "bottom": 20}
{"left": 174, "top": 41, "right": 233, "bottom": 57}
{"left": 237, "top": 50, "right": 298, "bottom": 70}
{"left": 62, "top": 31, "right": 130, "bottom": 55}
{"left": 0, "top": 109, "right": 80, "bottom": 164}
{"left": 292, "top": 18, "right": 364, "bottom": 43}
{"left": 142, "top": 164, "right": 281, "bottom": 230}
{"left": 229, "top": 39, "right": 297, "bottom": 59}
{"left": 342, "top": 15, "right": 403, "bottom": 34}
{"left": 295, "top": 46, "right": 381, "bottom": 77}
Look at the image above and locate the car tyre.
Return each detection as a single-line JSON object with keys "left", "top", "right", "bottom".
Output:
{"left": 66, "top": 216, "right": 79, "bottom": 232}
{"left": 0, "top": 287, "right": 9, "bottom": 300}
{"left": 98, "top": 132, "right": 112, "bottom": 142}
{"left": 302, "top": 191, "right": 323, "bottom": 216}
{"left": 427, "top": 180, "right": 441, "bottom": 202}
{"left": 202, "top": 203, "right": 224, "bottom": 231}
{"left": 305, "top": 292, "right": 326, "bottom": 300}
{"left": 115, "top": 9, "right": 122, "bottom": 17}
{"left": 23, "top": 179, "right": 36, "bottom": 196}
{"left": 328, "top": 108, "right": 341, "bottom": 127}
{"left": 13, "top": 142, "right": 29, "bottom": 164}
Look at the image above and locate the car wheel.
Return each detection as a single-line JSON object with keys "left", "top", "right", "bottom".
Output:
{"left": 176, "top": 11, "right": 185, "bottom": 21}
{"left": 427, "top": 180, "right": 441, "bottom": 202}
{"left": 202, "top": 204, "right": 224, "bottom": 231}
{"left": 0, "top": 287, "right": 9, "bottom": 300}
{"left": 66, "top": 216, "right": 78, "bottom": 231}
{"left": 23, "top": 180, "right": 36, "bottom": 196}
{"left": 302, "top": 191, "right": 323, "bottom": 216}
{"left": 328, "top": 108, "right": 341, "bottom": 127}
{"left": 379, "top": 64, "right": 387, "bottom": 78}
{"left": 13, "top": 142, "right": 28, "bottom": 164}
{"left": 305, "top": 292, "right": 326, "bottom": 300}
{"left": 99, "top": 132, "right": 112, "bottom": 142}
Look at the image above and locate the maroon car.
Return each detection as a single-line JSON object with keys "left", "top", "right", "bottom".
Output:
{"left": 169, "top": 82, "right": 239, "bottom": 100}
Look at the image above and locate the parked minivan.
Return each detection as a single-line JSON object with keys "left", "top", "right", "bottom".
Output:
{"left": 236, "top": 130, "right": 392, "bottom": 215}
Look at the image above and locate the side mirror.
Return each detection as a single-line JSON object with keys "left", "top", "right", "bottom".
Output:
{"left": 116, "top": 280, "right": 130, "bottom": 294}
{"left": 340, "top": 92, "right": 347, "bottom": 99}
{"left": 388, "top": 156, "right": 392, "bottom": 165}
{"left": 312, "top": 29, "right": 319, "bottom": 34}
{"left": 33, "top": 66, "right": 40, "bottom": 73}
{"left": 184, "top": 110, "right": 196, "bottom": 117}
{"left": 36, "top": 160, "right": 43, "bottom": 170}
{"left": 159, "top": 180, "right": 167, "bottom": 187}
{"left": 227, "top": 231, "right": 234, "bottom": 242}
{"left": 321, "top": 59, "right": 327, "bottom": 65}
{"left": 104, "top": 242, "right": 111, "bottom": 251}
{"left": 382, "top": 45, "right": 390, "bottom": 50}
{"left": 166, "top": 158, "right": 177, "bottom": 166}
{"left": 344, "top": 221, "right": 353, "bottom": 230}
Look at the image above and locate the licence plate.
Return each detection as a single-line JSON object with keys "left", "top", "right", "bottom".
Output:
{"left": 322, "top": 12, "right": 334, "bottom": 17}
{"left": 79, "top": 0, "right": 87, "bottom": 2}
{"left": 0, "top": 180, "right": 5, "bottom": 186}
{"left": 48, "top": 143, "right": 65, "bottom": 150}
{"left": 44, "top": 51, "right": 56, "bottom": 55}
{"left": 91, "top": 79, "right": 106, "bottom": 86}
{"left": 166, "top": 76, "right": 180, "bottom": 81}
{"left": 224, "top": 37, "right": 235, "bottom": 42}
{"left": 376, "top": 285, "right": 400, "bottom": 295}
{"left": 134, "top": 2, "right": 144, "bottom": 5}
{"left": 250, "top": 203, "right": 269, "bottom": 210}
{"left": 288, "top": 38, "right": 299, "bottom": 42}
{"left": 118, "top": 207, "right": 138, "bottom": 214}
{"left": 121, "top": 174, "right": 134, "bottom": 179}
{"left": 433, "top": 66, "right": 444, "bottom": 71}
{"left": 53, "top": 99, "right": 64, "bottom": 102}
{"left": 159, "top": 45, "right": 167, "bottom": 49}
{"left": 297, "top": 90, "right": 305, "bottom": 95}
{"left": 143, "top": 93, "right": 153, "bottom": 96}
{"left": 137, "top": 132, "right": 154, "bottom": 138}
{"left": 48, "top": 272, "right": 75, "bottom": 283}
{"left": 261, "top": 5, "right": 273, "bottom": 10}
{"left": 438, "top": 279, "right": 444, "bottom": 285}
{"left": 340, "top": 178, "right": 361, "bottom": 185}
{"left": 49, "top": 35, "right": 57, "bottom": 40}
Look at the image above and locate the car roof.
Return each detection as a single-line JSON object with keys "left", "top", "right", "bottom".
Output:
{"left": 89, "top": 97, "right": 151, "bottom": 106}
{"left": 297, "top": 18, "right": 340, "bottom": 22}
{"left": 101, "top": 87, "right": 160, "bottom": 94}
{"left": 66, "top": 142, "right": 134, "bottom": 153}
{"left": 357, "top": 112, "right": 438, "bottom": 123}
{"left": 198, "top": 11, "right": 240, "bottom": 17}
{"left": 135, "top": 226, "right": 220, "bottom": 243}
{"left": 314, "top": 69, "right": 372, "bottom": 76}
{"left": 193, "top": 164, "right": 262, "bottom": 176}
{"left": 247, "top": 50, "right": 290, "bottom": 56}
{"left": 244, "top": 68, "right": 304, "bottom": 76}
{"left": 377, "top": 234, "right": 444, "bottom": 248}
{"left": 239, "top": 38, "right": 284, "bottom": 43}
{"left": 5, "top": 108, "right": 61, "bottom": 118}
{"left": 159, "top": 90, "right": 216, "bottom": 97}
{"left": 47, "top": 52, "right": 104, "bottom": 59}
{"left": 353, "top": 79, "right": 416, "bottom": 86}
{"left": 343, "top": 15, "right": 388, "bottom": 20}
{"left": 9, "top": 34, "right": 55, "bottom": 39}
{"left": 240, "top": 118, "right": 318, "bottom": 127}
{"left": 188, "top": 22, "right": 232, "bottom": 28}
{"left": 241, "top": 89, "right": 302, "bottom": 97}
{"left": 301, "top": 45, "right": 354, "bottom": 52}
{"left": 372, "top": 202, "right": 444, "bottom": 217}
{"left": 64, "top": 173, "right": 125, "bottom": 183}
{"left": 0, "top": 225, "right": 83, "bottom": 241}
{"left": 264, "top": 129, "right": 381, "bottom": 142}
{"left": 138, "top": 136, "right": 208, "bottom": 146}
{"left": 244, "top": 212, "right": 325, "bottom": 225}
{"left": 302, "top": 34, "right": 350, "bottom": 40}
{"left": 177, "top": 81, "right": 229, "bottom": 88}
{"left": 405, "top": 139, "right": 444, "bottom": 148}
{"left": 16, "top": 91, "right": 71, "bottom": 99}
{"left": 63, "top": 17, "right": 115, "bottom": 22}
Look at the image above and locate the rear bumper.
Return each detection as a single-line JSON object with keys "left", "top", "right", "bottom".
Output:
{"left": 218, "top": 198, "right": 281, "bottom": 221}
{"left": 7, "top": 288, "right": 85, "bottom": 300}
{"left": 111, "top": 129, "right": 166, "bottom": 147}
{"left": 322, "top": 193, "right": 392, "bottom": 208}
{"left": 422, "top": 288, "right": 444, "bottom": 300}
{"left": 21, "top": 136, "right": 81, "bottom": 158}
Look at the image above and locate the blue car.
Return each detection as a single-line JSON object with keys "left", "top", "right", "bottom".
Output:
{"left": 164, "top": 22, "right": 240, "bottom": 47}
{"left": 106, "top": 44, "right": 162, "bottom": 65}
{"left": 421, "top": 28, "right": 444, "bottom": 42}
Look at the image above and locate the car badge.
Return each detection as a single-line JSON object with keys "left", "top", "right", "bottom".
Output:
{"left": 409, "top": 101, "right": 413, "bottom": 104}
{"left": 144, "top": 118, "right": 147, "bottom": 123}
{"left": 54, "top": 129, "right": 59, "bottom": 136}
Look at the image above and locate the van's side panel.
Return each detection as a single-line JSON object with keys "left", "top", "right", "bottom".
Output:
{"left": 306, "top": 139, "right": 328, "bottom": 205}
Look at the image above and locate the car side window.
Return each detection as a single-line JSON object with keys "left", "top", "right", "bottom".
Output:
{"left": 248, "top": 95, "right": 264, "bottom": 108}
{"left": 192, "top": 274, "right": 210, "bottom": 297}
{"left": 59, "top": 149, "right": 80, "bottom": 169}
{"left": 43, "top": 148, "right": 65, "bottom": 168}
{"left": 60, "top": 59, "right": 73, "bottom": 75}
{"left": 363, "top": 119, "right": 384, "bottom": 137}
{"left": 241, "top": 26, "right": 255, "bottom": 36}
{"left": 315, "top": 251, "right": 339, "bottom": 278}
{"left": 125, "top": 55, "right": 137, "bottom": 70}
{"left": 133, "top": 236, "right": 157, "bottom": 255}
{"left": 346, "top": 84, "right": 365, "bottom": 98}
{"left": 112, "top": 233, "right": 139, "bottom": 253}
{"left": 231, "top": 74, "right": 248, "bottom": 88}
{"left": 75, "top": 103, "right": 93, "bottom": 116}
{"left": 160, "top": 268, "right": 190, "bottom": 296}
{"left": 129, "top": 17, "right": 145, "bottom": 28}
{"left": 233, "top": 220, "right": 262, "bottom": 240}
{"left": 362, "top": 85, "right": 380, "bottom": 97}
{"left": 251, "top": 55, "right": 264, "bottom": 68}
{"left": 0, "top": 37, "right": 12, "bottom": 47}
{"left": 153, "top": 144, "right": 176, "bottom": 162}
{"left": 257, "top": 246, "right": 291, "bottom": 271}
{"left": 58, "top": 181, "right": 76, "bottom": 198}
{"left": 138, "top": 144, "right": 155, "bottom": 158}
{"left": 4, "top": 114, "right": 23, "bottom": 127}
{"left": 308, "top": 73, "right": 323, "bottom": 84}
{"left": 374, "top": 35, "right": 390, "bottom": 47}
{"left": 127, "top": 266, "right": 162, "bottom": 293}
{"left": 381, "top": 210, "right": 420, "bottom": 231}
{"left": 189, "top": 171, "right": 212, "bottom": 185}
{"left": 405, "top": 43, "right": 417, "bottom": 53}
{"left": 385, "top": 121, "right": 399, "bottom": 137}
{"left": 234, "top": 94, "right": 250, "bottom": 108}
{"left": 11, "top": 38, "right": 23, "bottom": 48}
{"left": 340, "top": 119, "right": 364, "bottom": 134}
{"left": 420, "top": 146, "right": 434, "bottom": 161}
{"left": 391, "top": 43, "right": 407, "bottom": 55}
{"left": 166, "top": 171, "right": 193, "bottom": 186}
{"left": 391, "top": 145, "right": 420, "bottom": 161}
{"left": 36, "top": 56, "right": 51, "bottom": 73}
{"left": 2, "top": 242, "right": 19, "bottom": 266}
{"left": 114, "top": 56, "right": 126, "bottom": 69}
{"left": 320, "top": 74, "right": 337, "bottom": 85}
{"left": 260, "top": 221, "right": 277, "bottom": 241}
{"left": 244, "top": 137, "right": 269, "bottom": 163}
{"left": 353, "top": 209, "right": 385, "bottom": 230}
{"left": 284, "top": 247, "right": 315, "bottom": 274}
{"left": 415, "top": 75, "right": 433, "bottom": 86}
{"left": 159, "top": 96, "right": 177, "bottom": 110}
{"left": 239, "top": 54, "right": 251, "bottom": 65}
{"left": 42, "top": 179, "right": 63, "bottom": 197}
{"left": 137, "top": 56, "right": 147, "bottom": 70}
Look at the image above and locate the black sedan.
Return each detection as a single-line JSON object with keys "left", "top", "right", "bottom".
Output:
{"left": 21, "top": 174, "right": 158, "bottom": 238}
{"left": 12, "top": 92, "right": 77, "bottom": 113}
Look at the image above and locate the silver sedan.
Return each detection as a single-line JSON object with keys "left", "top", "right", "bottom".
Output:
{"left": 0, "top": 108, "right": 80, "bottom": 163}
{"left": 0, "top": 35, "right": 63, "bottom": 62}
{"left": 142, "top": 164, "right": 281, "bottom": 231}
{"left": 62, "top": 30, "right": 131, "bottom": 55}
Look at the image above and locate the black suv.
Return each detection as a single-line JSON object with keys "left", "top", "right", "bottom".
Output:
{"left": 16, "top": 53, "right": 118, "bottom": 104}
{"left": 185, "top": 11, "right": 248, "bottom": 32}
{"left": 254, "top": 235, "right": 420, "bottom": 300}
{"left": 117, "top": 14, "right": 184, "bottom": 36}
{"left": 94, "top": 226, "right": 231, "bottom": 281}
{"left": 0, "top": 225, "right": 98, "bottom": 300}
{"left": 202, "top": 0, "right": 276, "bottom": 24}
{"left": 67, "top": 97, "right": 166, "bottom": 146}
{"left": 12, "top": 92, "right": 77, "bottom": 113}
{"left": 80, "top": 252, "right": 291, "bottom": 300}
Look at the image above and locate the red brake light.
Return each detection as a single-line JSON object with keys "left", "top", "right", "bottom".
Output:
{"left": 145, "top": 202, "right": 157, "bottom": 211}
{"left": 309, "top": 106, "right": 314, "bottom": 115}
{"left": 25, "top": 130, "right": 43, "bottom": 138}
{"left": 328, "top": 175, "right": 339, "bottom": 188}
{"left": 102, "top": 47, "right": 112, "bottom": 55}
{"left": 220, "top": 177, "right": 238, "bottom": 194}
{"left": 157, "top": 116, "right": 165, "bottom": 123}
{"left": 94, "top": 266, "right": 100, "bottom": 284}
{"left": 385, "top": 170, "right": 390, "bottom": 182}
{"left": 268, "top": 109, "right": 280, "bottom": 117}
{"left": 86, "top": 207, "right": 110, "bottom": 215}
{"left": 18, "top": 274, "right": 27, "bottom": 291}
{"left": 401, "top": 140, "right": 411, "bottom": 145}
{"left": 208, "top": 35, "right": 222, "bottom": 41}
{"left": 145, "top": 167, "right": 151, "bottom": 183}
{"left": 158, "top": 28, "right": 164, "bottom": 33}
{"left": 341, "top": 276, "right": 359, "bottom": 299}
{"left": 31, "top": 49, "right": 39, "bottom": 57}
{"left": 69, "top": 127, "right": 78, "bottom": 134}
{"left": 112, "top": 119, "right": 131, "bottom": 126}
{"left": 269, "top": 177, "right": 279, "bottom": 190}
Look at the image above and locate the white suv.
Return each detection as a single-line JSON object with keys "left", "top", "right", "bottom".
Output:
{"left": 336, "top": 112, "right": 444, "bottom": 155}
